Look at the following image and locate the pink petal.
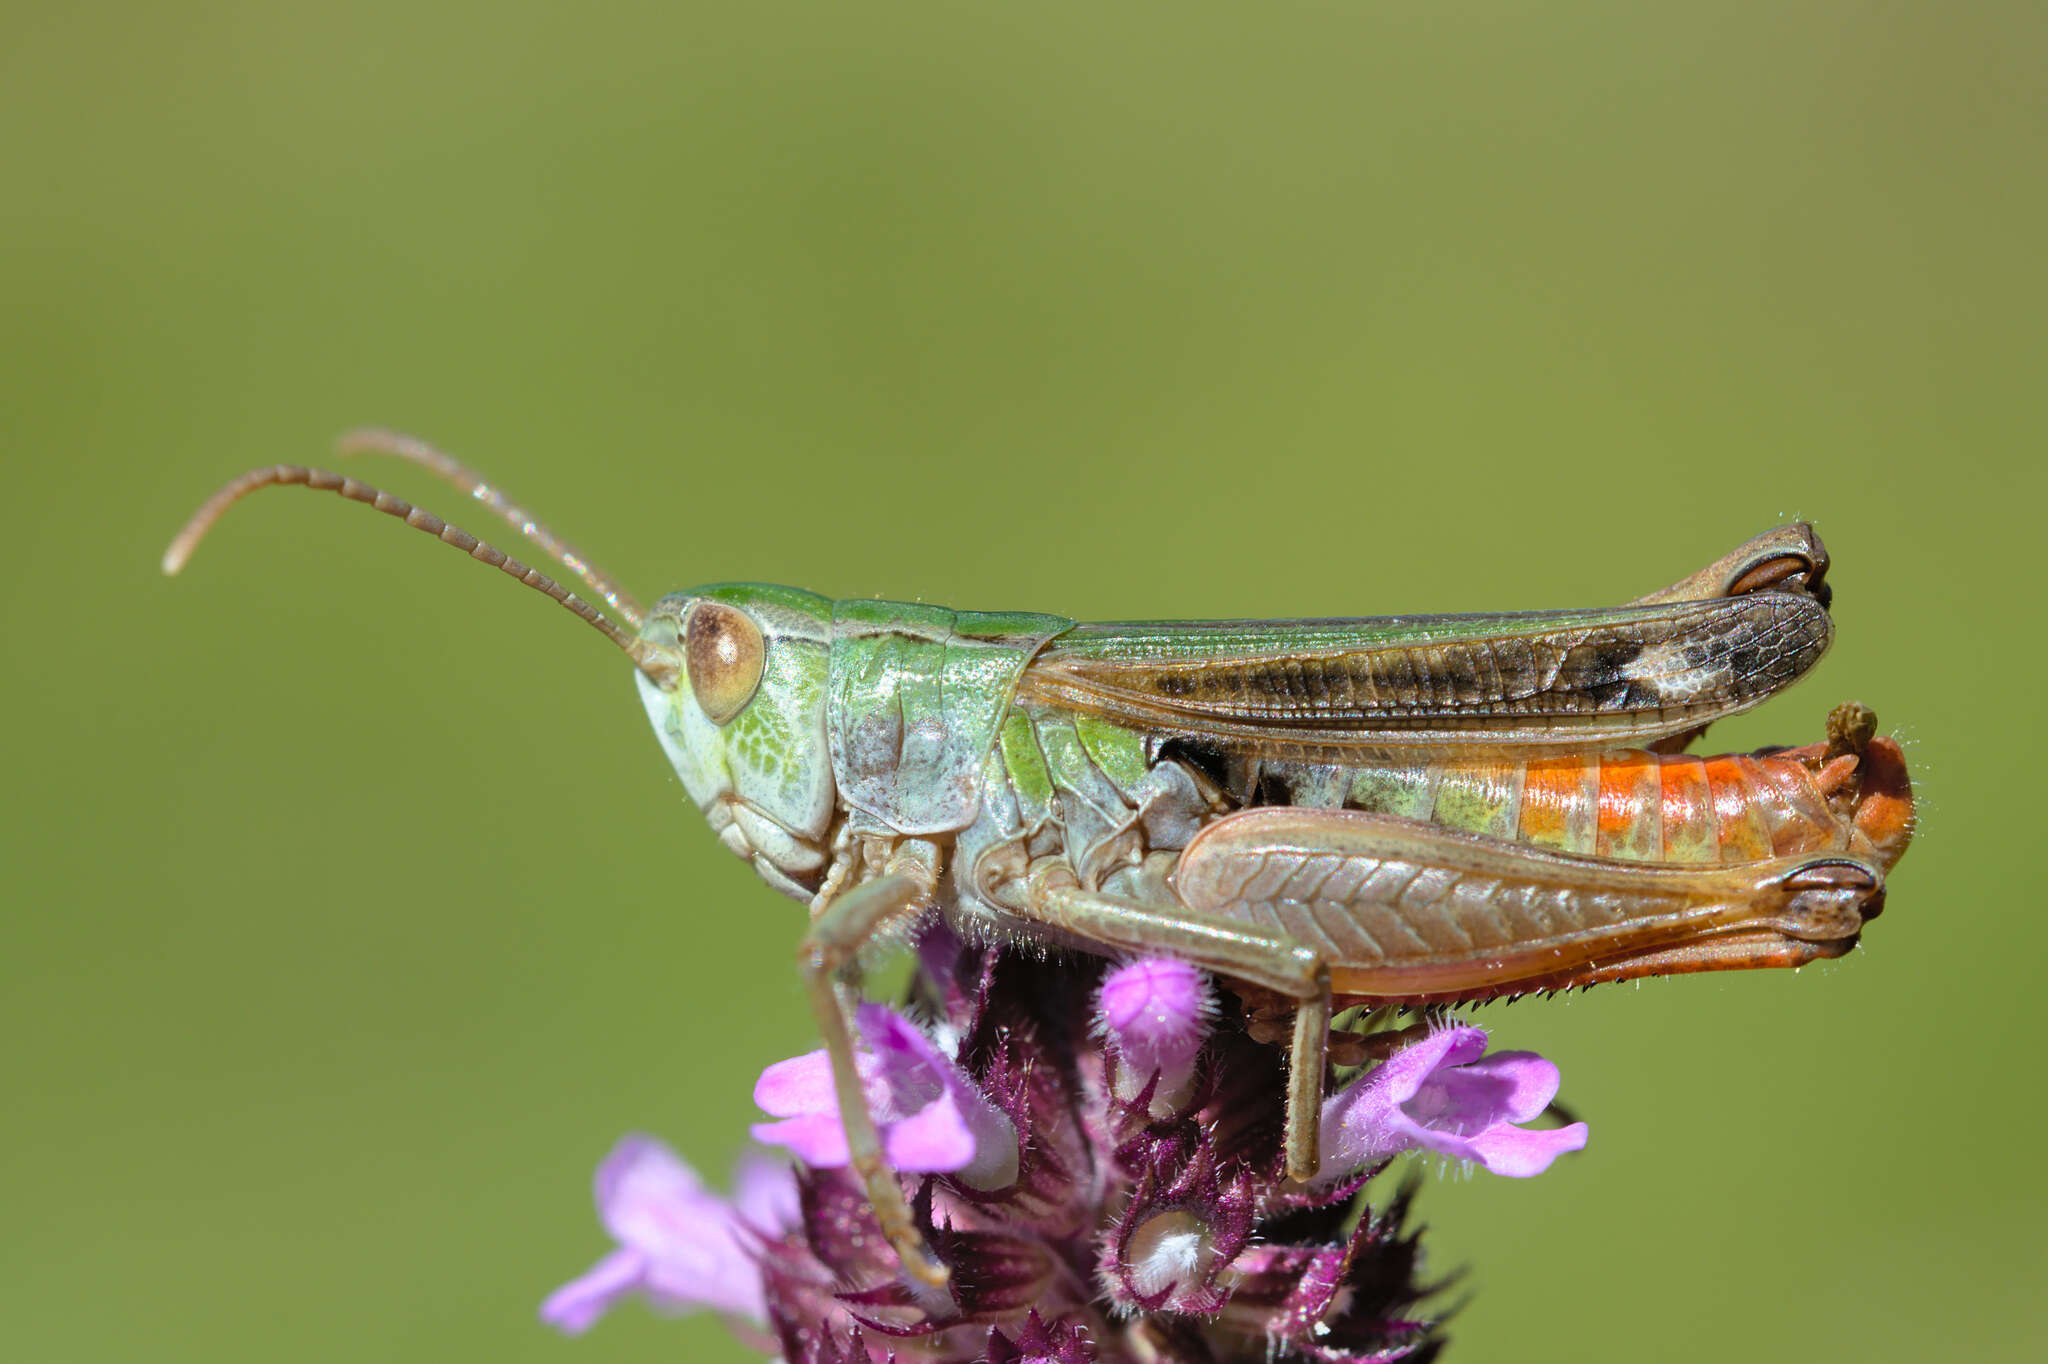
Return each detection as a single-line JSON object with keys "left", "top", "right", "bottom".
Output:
{"left": 596, "top": 1134, "right": 703, "bottom": 1222}
{"left": 1098, "top": 959, "right": 1212, "bottom": 1112}
{"left": 730, "top": 1151, "right": 800, "bottom": 1235}
{"left": 1098, "top": 958, "right": 1211, "bottom": 1062}
{"left": 1465, "top": 1120, "right": 1589, "bottom": 1178}
{"left": 540, "top": 1247, "right": 645, "bottom": 1335}
{"left": 748, "top": 1005, "right": 1017, "bottom": 1187}
{"left": 879, "top": 1077, "right": 980, "bottom": 1171}
{"left": 1371, "top": 1026, "right": 1489, "bottom": 1106}
{"left": 596, "top": 1136, "right": 728, "bottom": 1258}
{"left": 748, "top": 1111, "right": 854, "bottom": 1167}
{"left": 1318, "top": 1026, "right": 1488, "bottom": 1168}
{"left": 1400, "top": 1051, "right": 1560, "bottom": 1139}
{"left": 750, "top": 1049, "right": 871, "bottom": 1162}
{"left": 1319, "top": 1025, "right": 1586, "bottom": 1182}
{"left": 860, "top": 1006, "right": 951, "bottom": 1117}
{"left": 554, "top": 1136, "right": 775, "bottom": 1328}
{"left": 641, "top": 1236, "right": 768, "bottom": 1321}
{"left": 1443, "top": 1050, "right": 1562, "bottom": 1125}
{"left": 753, "top": 1050, "right": 842, "bottom": 1120}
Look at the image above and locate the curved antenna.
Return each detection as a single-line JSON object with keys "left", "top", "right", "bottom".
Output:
{"left": 162, "top": 465, "right": 678, "bottom": 688}
{"left": 334, "top": 428, "right": 646, "bottom": 628}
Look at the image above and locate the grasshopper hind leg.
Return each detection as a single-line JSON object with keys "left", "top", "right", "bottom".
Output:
{"left": 1286, "top": 985, "right": 1333, "bottom": 1180}
{"left": 798, "top": 865, "right": 954, "bottom": 1294}
{"left": 1017, "top": 867, "right": 1335, "bottom": 1182}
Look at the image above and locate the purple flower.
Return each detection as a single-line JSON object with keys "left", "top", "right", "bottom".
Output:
{"left": 748, "top": 943, "right": 1449, "bottom": 1362}
{"left": 1095, "top": 957, "right": 1212, "bottom": 1115}
{"left": 752, "top": 1002, "right": 1020, "bottom": 1191}
{"left": 547, "top": 936, "right": 1594, "bottom": 1361}
{"left": 1319, "top": 1024, "right": 1589, "bottom": 1180}
{"left": 540, "top": 1135, "right": 796, "bottom": 1335}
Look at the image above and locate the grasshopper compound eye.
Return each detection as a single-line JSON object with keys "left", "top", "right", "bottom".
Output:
{"left": 685, "top": 601, "right": 765, "bottom": 724}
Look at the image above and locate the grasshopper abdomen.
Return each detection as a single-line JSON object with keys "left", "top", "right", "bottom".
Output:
{"left": 1339, "top": 739, "right": 1910, "bottom": 871}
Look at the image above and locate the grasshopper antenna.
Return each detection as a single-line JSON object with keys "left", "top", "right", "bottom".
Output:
{"left": 162, "top": 465, "right": 678, "bottom": 688}
{"left": 334, "top": 428, "right": 645, "bottom": 628}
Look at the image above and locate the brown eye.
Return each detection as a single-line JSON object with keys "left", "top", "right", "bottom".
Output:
{"left": 684, "top": 601, "right": 765, "bottom": 725}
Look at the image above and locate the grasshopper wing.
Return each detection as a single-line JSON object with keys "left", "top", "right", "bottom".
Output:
{"left": 1020, "top": 526, "right": 1830, "bottom": 756}
{"left": 1173, "top": 807, "right": 1883, "bottom": 1003}
{"left": 1021, "top": 590, "right": 1830, "bottom": 757}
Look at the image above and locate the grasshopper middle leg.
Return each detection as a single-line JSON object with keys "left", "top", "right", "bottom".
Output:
{"left": 1019, "top": 867, "right": 1334, "bottom": 1182}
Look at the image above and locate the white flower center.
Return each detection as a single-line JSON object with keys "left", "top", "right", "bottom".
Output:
{"left": 1124, "top": 1210, "right": 1217, "bottom": 1298}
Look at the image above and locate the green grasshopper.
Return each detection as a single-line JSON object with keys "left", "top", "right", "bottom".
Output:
{"left": 165, "top": 433, "right": 1915, "bottom": 1291}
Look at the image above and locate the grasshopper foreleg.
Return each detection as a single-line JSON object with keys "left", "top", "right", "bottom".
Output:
{"left": 799, "top": 855, "right": 953, "bottom": 1294}
{"left": 1018, "top": 868, "right": 1333, "bottom": 1183}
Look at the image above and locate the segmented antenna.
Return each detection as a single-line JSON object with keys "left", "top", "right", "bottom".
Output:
{"left": 161, "top": 465, "right": 678, "bottom": 688}
{"left": 334, "top": 428, "right": 645, "bottom": 628}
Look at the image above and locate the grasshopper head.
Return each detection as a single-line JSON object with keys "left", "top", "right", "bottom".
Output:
{"left": 636, "top": 584, "right": 837, "bottom": 902}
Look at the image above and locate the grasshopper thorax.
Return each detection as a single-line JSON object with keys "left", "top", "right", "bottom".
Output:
{"left": 636, "top": 584, "right": 838, "bottom": 902}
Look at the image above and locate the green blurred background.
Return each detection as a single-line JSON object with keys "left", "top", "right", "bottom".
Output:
{"left": 5, "top": 2, "right": 2042, "bottom": 1360}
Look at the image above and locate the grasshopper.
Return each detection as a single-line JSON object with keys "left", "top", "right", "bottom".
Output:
{"left": 165, "top": 434, "right": 1914, "bottom": 1291}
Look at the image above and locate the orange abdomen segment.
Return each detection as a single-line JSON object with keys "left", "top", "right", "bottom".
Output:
{"left": 1514, "top": 750, "right": 1843, "bottom": 865}
{"left": 1657, "top": 757, "right": 1719, "bottom": 863}
{"left": 1595, "top": 754, "right": 1663, "bottom": 861}
{"left": 1516, "top": 755, "right": 1600, "bottom": 854}
{"left": 1702, "top": 755, "right": 1776, "bottom": 862}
